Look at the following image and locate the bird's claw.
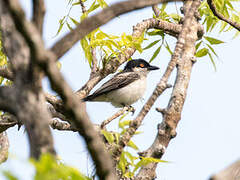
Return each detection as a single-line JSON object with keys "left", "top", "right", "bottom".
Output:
{"left": 127, "top": 106, "right": 135, "bottom": 115}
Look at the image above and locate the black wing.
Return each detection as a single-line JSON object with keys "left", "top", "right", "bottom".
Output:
{"left": 83, "top": 72, "right": 140, "bottom": 101}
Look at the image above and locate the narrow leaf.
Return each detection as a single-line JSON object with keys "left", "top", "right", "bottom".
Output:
{"left": 149, "top": 45, "right": 162, "bottom": 63}
{"left": 195, "top": 48, "right": 208, "bottom": 57}
{"left": 143, "top": 40, "right": 160, "bottom": 50}
{"left": 208, "top": 52, "right": 217, "bottom": 71}
{"left": 204, "top": 36, "right": 224, "bottom": 45}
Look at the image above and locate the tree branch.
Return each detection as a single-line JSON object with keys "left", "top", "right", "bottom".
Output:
{"left": 50, "top": 0, "right": 182, "bottom": 59}
{"left": 101, "top": 106, "right": 130, "bottom": 129}
{"left": 207, "top": 0, "right": 240, "bottom": 31}
{"left": 4, "top": 0, "right": 117, "bottom": 178}
{"left": 136, "top": 1, "right": 202, "bottom": 179}
{"left": 1, "top": 0, "right": 56, "bottom": 159}
{"left": 209, "top": 159, "right": 240, "bottom": 180}
{"left": 0, "top": 132, "right": 9, "bottom": 163}
{"left": 32, "top": 0, "right": 46, "bottom": 35}
{"left": 0, "top": 86, "right": 16, "bottom": 114}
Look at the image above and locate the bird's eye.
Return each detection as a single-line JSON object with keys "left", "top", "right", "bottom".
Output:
{"left": 139, "top": 63, "right": 145, "bottom": 68}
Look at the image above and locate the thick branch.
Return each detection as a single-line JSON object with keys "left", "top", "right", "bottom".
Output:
{"left": 210, "top": 159, "right": 240, "bottom": 180}
{"left": 32, "top": 0, "right": 46, "bottom": 35}
{"left": 1, "top": 0, "right": 55, "bottom": 159}
{"left": 136, "top": 1, "right": 201, "bottom": 179}
{"left": 50, "top": 0, "right": 182, "bottom": 59}
{"left": 4, "top": 0, "right": 117, "bottom": 178}
{"left": 207, "top": 0, "right": 240, "bottom": 31}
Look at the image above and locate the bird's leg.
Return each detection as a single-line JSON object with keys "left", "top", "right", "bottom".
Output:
{"left": 120, "top": 103, "right": 135, "bottom": 115}
{"left": 127, "top": 105, "right": 135, "bottom": 115}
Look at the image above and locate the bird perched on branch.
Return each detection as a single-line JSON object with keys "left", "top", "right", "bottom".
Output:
{"left": 83, "top": 59, "right": 159, "bottom": 108}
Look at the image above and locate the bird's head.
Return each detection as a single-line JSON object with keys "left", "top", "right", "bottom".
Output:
{"left": 123, "top": 59, "right": 159, "bottom": 73}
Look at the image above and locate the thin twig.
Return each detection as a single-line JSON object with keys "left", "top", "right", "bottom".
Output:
{"left": 207, "top": 0, "right": 240, "bottom": 31}
{"left": 50, "top": 0, "right": 182, "bottom": 59}
{"left": 101, "top": 106, "right": 129, "bottom": 129}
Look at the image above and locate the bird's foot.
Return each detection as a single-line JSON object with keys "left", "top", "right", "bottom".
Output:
{"left": 127, "top": 106, "right": 135, "bottom": 115}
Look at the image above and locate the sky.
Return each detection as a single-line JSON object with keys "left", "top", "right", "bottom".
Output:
{"left": 1, "top": 0, "right": 240, "bottom": 180}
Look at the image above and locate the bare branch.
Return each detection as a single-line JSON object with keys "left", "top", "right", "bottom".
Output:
{"left": 136, "top": 1, "right": 202, "bottom": 179}
{"left": 4, "top": 0, "right": 117, "bottom": 178}
{"left": 50, "top": 118, "right": 78, "bottom": 131}
{"left": 32, "top": 0, "right": 46, "bottom": 35}
{"left": 50, "top": 0, "right": 182, "bottom": 59}
{"left": 207, "top": 0, "right": 240, "bottom": 31}
{"left": 0, "top": 132, "right": 9, "bottom": 163}
{"left": 101, "top": 106, "right": 130, "bottom": 129}
{"left": 210, "top": 159, "right": 240, "bottom": 180}
{"left": 0, "top": 113, "right": 18, "bottom": 133}
{"left": 1, "top": 0, "right": 56, "bottom": 159}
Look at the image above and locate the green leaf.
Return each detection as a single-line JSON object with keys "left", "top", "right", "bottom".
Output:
{"left": 147, "top": 30, "right": 164, "bottom": 37}
{"left": 195, "top": 41, "right": 202, "bottom": 51}
{"left": 149, "top": 45, "right": 162, "bottom": 63}
{"left": 72, "top": 2, "right": 80, "bottom": 6}
{"left": 140, "top": 156, "right": 169, "bottom": 163}
{"left": 118, "top": 153, "right": 127, "bottom": 173}
{"left": 119, "top": 120, "right": 131, "bottom": 129}
{"left": 97, "top": 0, "right": 108, "bottom": 8}
{"left": 88, "top": 1, "right": 100, "bottom": 13}
{"left": 3, "top": 171, "right": 18, "bottom": 180}
{"left": 101, "top": 130, "right": 115, "bottom": 144}
{"left": 56, "top": 61, "right": 62, "bottom": 69}
{"left": 206, "top": 43, "right": 218, "bottom": 57}
{"left": 204, "top": 36, "right": 224, "bottom": 45}
{"left": 127, "top": 140, "right": 139, "bottom": 150}
{"left": 208, "top": 52, "right": 217, "bottom": 71}
{"left": 164, "top": 41, "right": 173, "bottom": 55}
{"left": 206, "top": 17, "right": 213, "bottom": 32}
{"left": 70, "top": 17, "right": 79, "bottom": 26}
{"left": 143, "top": 40, "right": 160, "bottom": 50}
{"left": 66, "top": 22, "right": 73, "bottom": 31}
{"left": 55, "top": 16, "right": 66, "bottom": 36}
{"left": 195, "top": 48, "right": 208, "bottom": 57}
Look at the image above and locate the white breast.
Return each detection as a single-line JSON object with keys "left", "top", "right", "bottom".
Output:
{"left": 107, "top": 77, "right": 147, "bottom": 107}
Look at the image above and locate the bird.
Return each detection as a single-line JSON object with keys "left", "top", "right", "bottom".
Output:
{"left": 83, "top": 59, "right": 159, "bottom": 108}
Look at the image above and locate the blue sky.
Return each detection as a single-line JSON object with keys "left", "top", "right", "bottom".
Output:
{"left": 1, "top": 0, "right": 240, "bottom": 180}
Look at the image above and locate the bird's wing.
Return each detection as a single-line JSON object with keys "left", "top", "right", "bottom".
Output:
{"left": 84, "top": 72, "right": 140, "bottom": 101}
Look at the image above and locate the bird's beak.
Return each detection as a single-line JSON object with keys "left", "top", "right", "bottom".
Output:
{"left": 147, "top": 65, "right": 159, "bottom": 71}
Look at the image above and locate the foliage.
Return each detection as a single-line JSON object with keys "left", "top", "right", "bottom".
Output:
{"left": 101, "top": 112, "right": 167, "bottom": 178}
{"left": 199, "top": 0, "right": 240, "bottom": 36}
{"left": 52, "top": 0, "right": 240, "bottom": 178}
{"left": 2, "top": 154, "right": 91, "bottom": 180}
{"left": 55, "top": 1, "right": 240, "bottom": 70}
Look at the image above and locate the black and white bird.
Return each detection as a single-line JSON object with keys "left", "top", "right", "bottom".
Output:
{"left": 83, "top": 59, "right": 159, "bottom": 107}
